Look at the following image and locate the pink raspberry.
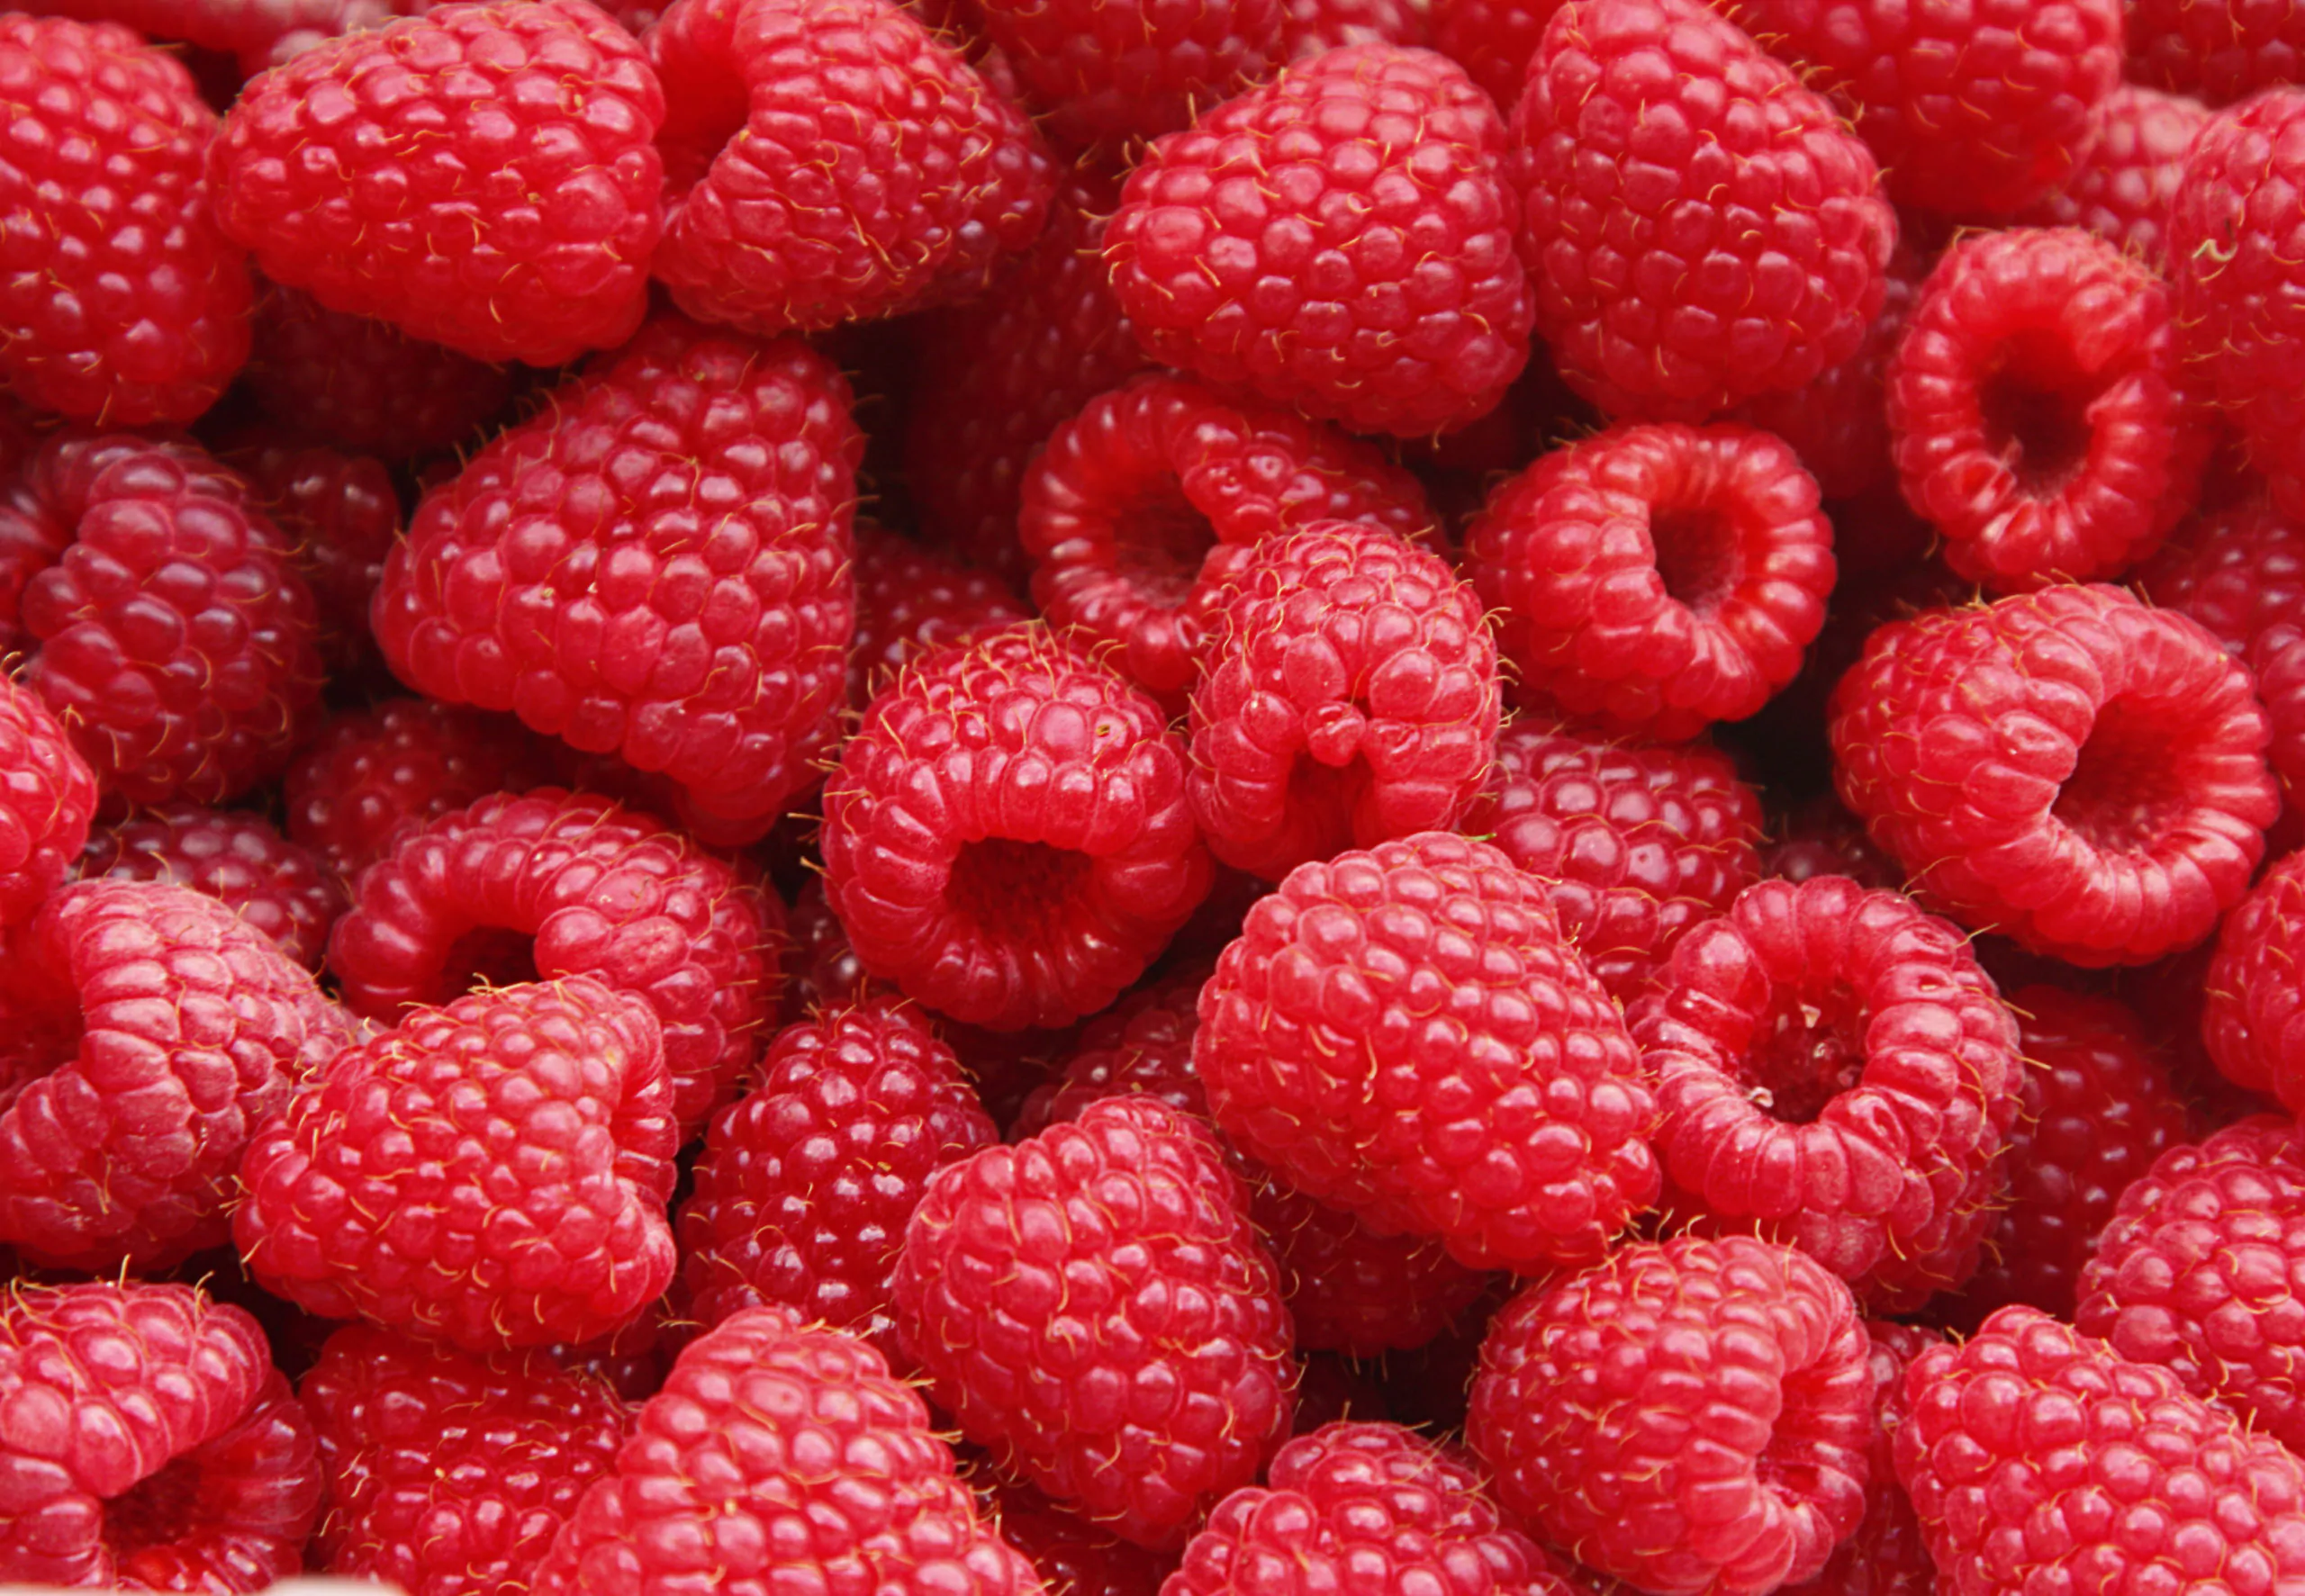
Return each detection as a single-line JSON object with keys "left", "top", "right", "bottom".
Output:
{"left": 0, "top": 675, "right": 95, "bottom": 930}
{"left": 243, "top": 283, "right": 515, "bottom": 461}
{"left": 1106, "top": 43, "right": 1533, "bottom": 438}
{"left": 230, "top": 441, "right": 401, "bottom": 691}
{"left": 2013, "top": 86, "right": 2210, "bottom": 266}
{"left": 969, "top": 0, "right": 1282, "bottom": 143}
{"left": 2130, "top": 0, "right": 2305, "bottom": 104}
{"left": 1779, "top": 1322, "right": 1939, "bottom": 1596}
{"left": 1428, "top": 0, "right": 1561, "bottom": 107}
{"left": 850, "top": 526, "right": 1028, "bottom": 708}
{"left": 78, "top": 801, "right": 346, "bottom": 969}
{"left": 1463, "top": 422, "right": 1837, "bottom": 742}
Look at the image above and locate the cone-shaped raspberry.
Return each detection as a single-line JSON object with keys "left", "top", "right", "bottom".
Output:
{"left": 228, "top": 440, "right": 401, "bottom": 693}
{"left": 237, "top": 975, "right": 679, "bottom": 1353}
{"left": 209, "top": 0, "right": 664, "bottom": 365}
{"left": 977, "top": 1476, "right": 1174, "bottom": 1596}
{"left": 2131, "top": 0, "right": 2305, "bottom": 104}
{"left": 374, "top": 316, "right": 860, "bottom": 842}
{"left": 850, "top": 526, "right": 1028, "bottom": 708}
{"left": 970, "top": 0, "right": 1283, "bottom": 144}
{"left": 1106, "top": 43, "right": 1532, "bottom": 438}
{"left": 0, "top": 675, "right": 95, "bottom": 930}
{"left": 244, "top": 283, "right": 515, "bottom": 461}
{"left": 892, "top": 1096, "right": 1297, "bottom": 1549}
{"left": 1468, "top": 1236, "right": 1873, "bottom": 1596}
{"left": 78, "top": 801, "right": 346, "bottom": 969}
{"left": 1428, "top": 0, "right": 1561, "bottom": 107}
{"left": 2013, "top": 86, "right": 2210, "bottom": 267}
{"left": 0, "top": 1281, "right": 321, "bottom": 1590}
{"left": 1464, "top": 422, "right": 1837, "bottom": 742}
{"left": 1778, "top": 1321, "right": 1938, "bottom": 1596}
{"left": 1197, "top": 831, "right": 1659, "bottom": 1272}
{"left": 1830, "top": 584, "right": 2278, "bottom": 966}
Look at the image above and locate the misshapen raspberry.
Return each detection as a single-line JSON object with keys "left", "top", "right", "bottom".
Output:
{"left": 243, "top": 283, "right": 515, "bottom": 462}
{"left": 2014, "top": 86, "right": 2210, "bottom": 266}
{"left": 78, "top": 801, "right": 346, "bottom": 969}
{"left": 0, "top": 676, "right": 95, "bottom": 930}
{"left": 971, "top": 0, "right": 1282, "bottom": 143}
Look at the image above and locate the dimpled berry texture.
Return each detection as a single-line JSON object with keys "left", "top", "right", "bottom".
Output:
{"left": 301, "top": 1322, "right": 629, "bottom": 1596}
{"left": 1830, "top": 585, "right": 2278, "bottom": 966}
{"left": 238, "top": 976, "right": 679, "bottom": 1353}
{"left": 244, "top": 284, "right": 515, "bottom": 462}
{"left": 533, "top": 1304, "right": 1047, "bottom": 1596}
{"left": 0, "top": 676, "right": 94, "bottom": 930}
{"left": 208, "top": 0, "right": 664, "bottom": 365}
{"left": 2133, "top": 0, "right": 2305, "bottom": 104}
{"left": 894, "top": 1096, "right": 1297, "bottom": 1549}
{"left": 79, "top": 801, "right": 347, "bottom": 969}
{"left": 0, "top": 1282, "right": 321, "bottom": 1590}
{"left": 1510, "top": 0, "right": 1894, "bottom": 422}
{"left": 1105, "top": 44, "right": 1532, "bottom": 438}
{"left": 2013, "top": 86, "right": 2210, "bottom": 267}
{"left": 0, "top": 17, "right": 252, "bottom": 426}
{"left": 976, "top": 1477, "right": 1172, "bottom": 1596}
{"left": 1896, "top": 1305, "right": 2305, "bottom": 1596}
{"left": 971, "top": 0, "right": 1282, "bottom": 143}
{"left": 2201, "top": 852, "right": 2305, "bottom": 1107}
{"left": 850, "top": 526, "right": 1028, "bottom": 708}
{"left": 1632, "top": 876, "right": 2025, "bottom": 1312}
{"left": 1778, "top": 1321, "right": 1939, "bottom": 1596}
{"left": 374, "top": 320, "right": 859, "bottom": 841}
{"left": 1196, "top": 831, "right": 1659, "bottom": 1272}
{"left": 1467, "top": 1236, "right": 1873, "bottom": 1596}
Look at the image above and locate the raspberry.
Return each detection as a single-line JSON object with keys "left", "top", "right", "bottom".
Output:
{"left": 325, "top": 788, "right": 783, "bottom": 1133}
{"left": 978, "top": 1476, "right": 1174, "bottom": 1596}
{"left": 0, "top": 1281, "right": 321, "bottom": 1590}
{"left": 2136, "top": 495, "right": 2305, "bottom": 654}
{"left": 1762, "top": 795, "right": 1902, "bottom": 892}
{"left": 1509, "top": 0, "right": 1894, "bottom": 422}
{"left": 301, "top": 1322, "right": 629, "bottom": 1596}
{"left": 647, "top": 0, "right": 1055, "bottom": 337}
{"left": 1188, "top": 522, "right": 1498, "bottom": 879}
{"left": 237, "top": 975, "right": 679, "bottom": 1352}
{"left": 78, "top": 801, "right": 347, "bottom": 969}
{"left": 0, "top": 16, "right": 252, "bottom": 426}
{"left": 850, "top": 525, "right": 1029, "bottom": 708}
{"left": 374, "top": 318, "right": 860, "bottom": 842}
{"left": 1019, "top": 374, "right": 1438, "bottom": 700}
{"left": 1463, "top": 422, "right": 1837, "bottom": 742}
{"left": 1895, "top": 1305, "right": 2305, "bottom": 1596}
{"left": 894, "top": 1096, "right": 1296, "bottom": 1547}
{"left": 209, "top": 0, "right": 664, "bottom": 365}
{"left": 1780, "top": 1322, "right": 1939, "bottom": 1596}
{"left": 969, "top": 0, "right": 1281, "bottom": 143}
{"left": 822, "top": 626, "right": 1213, "bottom": 1032}
{"left": 534, "top": 1304, "right": 1042, "bottom": 1596}
{"left": 1467, "top": 1236, "right": 1872, "bottom": 1596}
{"left": 1196, "top": 831, "right": 1659, "bottom": 1272}
{"left": 1458, "top": 719, "right": 1764, "bottom": 1002}
{"left": 230, "top": 441, "right": 401, "bottom": 691}
{"left": 0, "top": 675, "right": 95, "bottom": 930}
{"left": 2201, "top": 851, "right": 2305, "bottom": 1106}
{"left": 2250, "top": 622, "right": 2305, "bottom": 835}
{"left": 1428, "top": 0, "right": 1560, "bottom": 108}
{"left": 1106, "top": 43, "right": 1533, "bottom": 438}
{"left": 1829, "top": 584, "right": 2279, "bottom": 966}
{"left": 243, "top": 283, "right": 516, "bottom": 461}
{"left": 31, "top": 0, "right": 426, "bottom": 72}
{"left": 1885, "top": 228, "right": 2210, "bottom": 591}
{"left": 2013, "top": 86, "right": 2210, "bottom": 267}
{"left": 676, "top": 1001, "right": 999, "bottom": 1352}
{"left": 1281, "top": 0, "right": 1422, "bottom": 56}
{"left": 2131, "top": 0, "right": 2305, "bottom": 104}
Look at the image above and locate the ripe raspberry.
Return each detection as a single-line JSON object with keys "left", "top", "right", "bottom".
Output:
{"left": 78, "top": 801, "right": 346, "bottom": 969}
{"left": 1428, "top": 0, "right": 1560, "bottom": 108}
{"left": 1281, "top": 0, "right": 1422, "bottom": 56}
{"left": 822, "top": 626, "right": 1212, "bottom": 1032}
{"left": 0, "top": 675, "right": 95, "bottom": 930}
{"left": 978, "top": 1476, "right": 1174, "bottom": 1596}
{"left": 374, "top": 318, "right": 860, "bottom": 841}
{"left": 647, "top": 0, "right": 1054, "bottom": 337}
{"left": 2135, "top": 494, "right": 2305, "bottom": 654}
{"left": 30, "top": 0, "right": 426, "bottom": 72}
{"left": 1458, "top": 719, "right": 1764, "bottom": 1002}
{"left": 1896, "top": 1305, "right": 2305, "bottom": 1596}
{"left": 1467, "top": 1236, "right": 1872, "bottom": 1596}
{"left": 1, "top": 432, "right": 323, "bottom": 805}
{"left": 301, "top": 1322, "right": 629, "bottom": 1596}
{"left": 1106, "top": 43, "right": 1533, "bottom": 438}
{"left": 850, "top": 525, "right": 1029, "bottom": 708}
{"left": 1830, "top": 584, "right": 2278, "bottom": 966}
{"left": 533, "top": 1304, "right": 1042, "bottom": 1596}
{"left": 2013, "top": 86, "right": 2210, "bottom": 267}
{"left": 2131, "top": 0, "right": 2305, "bottom": 104}
{"left": 1463, "top": 422, "right": 1836, "bottom": 742}
{"left": 894, "top": 1096, "right": 1297, "bottom": 1547}
{"left": 1762, "top": 795, "right": 1902, "bottom": 892}
{"left": 677, "top": 1001, "right": 999, "bottom": 1352}
{"left": 325, "top": 788, "right": 783, "bottom": 1133}
{"left": 210, "top": 0, "right": 664, "bottom": 365}
{"left": 243, "top": 283, "right": 515, "bottom": 461}
{"left": 1196, "top": 831, "right": 1659, "bottom": 1272}
{"left": 0, "top": 15, "right": 252, "bottom": 426}
{"left": 0, "top": 1281, "right": 321, "bottom": 1590}
{"left": 1019, "top": 373, "right": 1438, "bottom": 700}
{"left": 1509, "top": 0, "right": 1894, "bottom": 422}
{"left": 230, "top": 441, "right": 401, "bottom": 691}
{"left": 2201, "top": 851, "right": 2305, "bottom": 1106}
{"left": 1188, "top": 522, "right": 1498, "bottom": 879}
{"left": 238, "top": 975, "right": 679, "bottom": 1352}
{"left": 970, "top": 0, "right": 1281, "bottom": 143}
{"left": 2249, "top": 621, "right": 2305, "bottom": 834}
{"left": 1779, "top": 1321, "right": 1939, "bottom": 1596}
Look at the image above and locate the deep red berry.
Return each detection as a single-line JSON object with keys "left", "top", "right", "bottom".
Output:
{"left": 977, "top": 1476, "right": 1174, "bottom": 1596}
{"left": 2202, "top": 852, "right": 2305, "bottom": 1108}
{"left": 1763, "top": 794, "right": 1903, "bottom": 892}
{"left": 243, "top": 283, "right": 515, "bottom": 462}
{"left": 230, "top": 441, "right": 401, "bottom": 691}
{"left": 970, "top": 0, "right": 1283, "bottom": 143}
{"left": 79, "top": 801, "right": 346, "bottom": 969}
{"left": 2141, "top": 497, "right": 2305, "bottom": 656}
{"left": 1428, "top": 0, "right": 1560, "bottom": 108}
{"left": 2130, "top": 0, "right": 2305, "bottom": 104}
{"left": 0, "top": 675, "right": 95, "bottom": 929}
{"left": 850, "top": 526, "right": 1028, "bottom": 708}
{"left": 2013, "top": 86, "right": 2210, "bottom": 267}
{"left": 30, "top": 0, "right": 429, "bottom": 73}
{"left": 1779, "top": 1321, "right": 1939, "bottom": 1596}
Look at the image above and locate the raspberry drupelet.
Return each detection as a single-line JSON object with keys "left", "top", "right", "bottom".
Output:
{"left": 1280, "top": 0, "right": 1423, "bottom": 56}
{"left": 1463, "top": 422, "right": 1837, "bottom": 743}
{"left": 1763, "top": 794, "right": 1903, "bottom": 892}
{"left": 2130, "top": 0, "right": 2305, "bottom": 104}
{"left": 1779, "top": 1321, "right": 1939, "bottom": 1596}
{"left": 77, "top": 801, "right": 347, "bottom": 969}
{"left": 0, "top": 675, "right": 95, "bottom": 930}
{"left": 968, "top": 0, "right": 1282, "bottom": 143}
{"left": 1830, "top": 584, "right": 2278, "bottom": 966}
{"left": 242, "top": 284, "right": 515, "bottom": 462}
{"left": 1427, "top": 0, "right": 1560, "bottom": 108}
{"left": 2136, "top": 494, "right": 2305, "bottom": 654}
{"left": 849, "top": 526, "right": 1029, "bottom": 708}
{"left": 2013, "top": 86, "right": 2210, "bottom": 267}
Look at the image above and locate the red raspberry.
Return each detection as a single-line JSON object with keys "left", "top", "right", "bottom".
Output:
{"left": 301, "top": 1323, "right": 628, "bottom": 1596}
{"left": 1106, "top": 43, "right": 1533, "bottom": 438}
{"left": 894, "top": 1096, "right": 1297, "bottom": 1547}
{"left": 978, "top": 1476, "right": 1175, "bottom": 1596}
{"left": 31, "top": 0, "right": 427, "bottom": 72}
{"left": 2014, "top": 86, "right": 2210, "bottom": 267}
{"left": 325, "top": 788, "right": 783, "bottom": 1133}
{"left": 374, "top": 318, "right": 860, "bottom": 842}
{"left": 1779, "top": 1321, "right": 1939, "bottom": 1596}
{"left": 0, "top": 675, "right": 95, "bottom": 929}
{"left": 647, "top": 0, "right": 1054, "bottom": 337}
{"left": 1196, "top": 831, "right": 1659, "bottom": 1272}
{"left": 1188, "top": 522, "right": 1499, "bottom": 880}
{"left": 969, "top": 0, "right": 1281, "bottom": 143}
{"left": 2201, "top": 852, "right": 2305, "bottom": 1106}
{"left": 1895, "top": 1305, "right": 2305, "bottom": 1596}
{"left": 1829, "top": 584, "right": 2279, "bottom": 966}
{"left": 1509, "top": 0, "right": 1894, "bottom": 422}
{"left": 534, "top": 1304, "right": 1042, "bottom": 1596}
{"left": 78, "top": 801, "right": 346, "bottom": 969}
{"left": 1458, "top": 719, "right": 1764, "bottom": 1002}
{"left": 2131, "top": 0, "right": 2305, "bottom": 104}
{"left": 850, "top": 525, "right": 1029, "bottom": 708}
{"left": 2135, "top": 494, "right": 2305, "bottom": 654}
{"left": 1019, "top": 373, "right": 1438, "bottom": 700}
{"left": 243, "top": 283, "right": 515, "bottom": 461}
{"left": 677, "top": 1001, "right": 999, "bottom": 1352}
{"left": 230, "top": 441, "right": 401, "bottom": 691}
{"left": 822, "top": 626, "right": 1212, "bottom": 1032}
{"left": 1763, "top": 794, "right": 1903, "bottom": 892}
{"left": 1885, "top": 228, "right": 2210, "bottom": 591}
{"left": 0, "top": 1281, "right": 321, "bottom": 1590}
{"left": 1463, "top": 422, "right": 1837, "bottom": 742}
{"left": 1467, "top": 1236, "right": 1872, "bottom": 1596}
{"left": 210, "top": 0, "right": 664, "bottom": 365}
{"left": 1281, "top": 0, "right": 1422, "bottom": 55}
{"left": 2249, "top": 621, "right": 2305, "bottom": 834}
{"left": 238, "top": 975, "right": 679, "bottom": 1352}
{"left": 0, "top": 16, "right": 252, "bottom": 426}
{"left": 1428, "top": 0, "right": 1561, "bottom": 108}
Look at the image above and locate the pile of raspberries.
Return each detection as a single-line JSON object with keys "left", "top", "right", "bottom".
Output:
{"left": 22, "top": 0, "right": 2305, "bottom": 1591}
